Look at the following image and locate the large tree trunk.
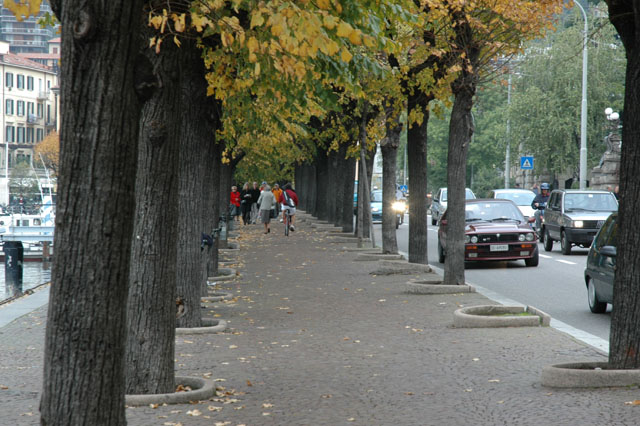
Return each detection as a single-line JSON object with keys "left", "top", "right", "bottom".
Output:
{"left": 407, "top": 91, "right": 430, "bottom": 264}
{"left": 443, "top": 85, "right": 475, "bottom": 285}
{"left": 315, "top": 151, "right": 329, "bottom": 221}
{"left": 203, "top": 140, "right": 222, "bottom": 282}
{"left": 41, "top": 1, "right": 145, "bottom": 424}
{"left": 326, "top": 150, "right": 338, "bottom": 224}
{"left": 381, "top": 101, "right": 402, "bottom": 254}
{"left": 607, "top": 1, "right": 640, "bottom": 368}
{"left": 175, "top": 39, "right": 213, "bottom": 328}
{"left": 125, "top": 28, "right": 182, "bottom": 395}
{"left": 339, "top": 154, "right": 356, "bottom": 233}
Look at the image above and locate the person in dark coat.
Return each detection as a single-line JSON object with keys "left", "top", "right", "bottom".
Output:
{"left": 240, "top": 182, "right": 252, "bottom": 225}
{"left": 249, "top": 181, "right": 261, "bottom": 224}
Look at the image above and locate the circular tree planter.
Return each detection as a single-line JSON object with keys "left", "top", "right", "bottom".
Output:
{"left": 371, "top": 260, "right": 433, "bottom": 276}
{"left": 125, "top": 376, "right": 216, "bottom": 406}
{"left": 355, "top": 253, "right": 404, "bottom": 261}
{"left": 405, "top": 277, "right": 475, "bottom": 294}
{"left": 176, "top": 318, "right": 228, "bottom": 334}
{"left": 541, "top": 362, "right": 640, "bottom": 388}
{"left": 207, "top": 268, "right": 238, "bottom": 282}
{"left": 202, "top": 291, "right": 234, "bottom": 303}
{"left": 453, "top": 305, "right": 550, "bottom": 328}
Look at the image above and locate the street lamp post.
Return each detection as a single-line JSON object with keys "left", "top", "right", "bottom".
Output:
{"left": 575, "top": 0, "right": 588, "bottom": 189}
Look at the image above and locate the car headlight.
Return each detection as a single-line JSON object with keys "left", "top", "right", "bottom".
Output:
{"left": 573, "top": 220, "right": 584, "bottom": 228}
{"left": 470, "top": 235, "right": 478, "bottom": 244}
{"left": 392, "top": 201, "right": 406, "bottom": 212}
{"left": 525, "top": 233, "right": 534, "bottom": 241}
{"left": 371, "top": 207, "right": 379, "bottom": 212}
{"left": 465, "top": 235, "right": 470, "bottom": 243}
{"left": 518, "top": 234, "right": 526, "bottom": 242}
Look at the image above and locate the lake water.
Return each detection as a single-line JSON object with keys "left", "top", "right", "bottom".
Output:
{"left": 0, "top": 262, "right": 52, "bottom": 301}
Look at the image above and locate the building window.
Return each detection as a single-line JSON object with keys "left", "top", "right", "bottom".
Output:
{"left": 16, "top": 100, "right": 24, "bottom": 116}
{"left": 47, "top": 105, "right": 50, "bottom": 123}
{"left": 17, "top": 74, "right": 24, "bottom": 89}
{"left": 5, "top": 72, "right": 12, "bottom": 88}
{"left": 36, "top": 128, "right": 43, "bottom": 142}
{"left": 37, "top": 103, "right": 43, "bottom": 118}
{"left": 26, "top": 127, "right": 34, "bottom": 143}
{"left": 27, "top": 76, "right": 33, "bottom": 91}
{"left": 27, "top": 102, "right": 34, "bottom": 116}
{"left": 6, "top": 99, "right": 13, "bottom": 115}
{"left": 16, "top": 127, "right": 24, "bottom": 143}
{"left": 6, "top": 126, "right": 15, "bottom": 142}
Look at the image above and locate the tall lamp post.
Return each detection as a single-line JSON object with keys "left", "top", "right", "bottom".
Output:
{"left": 575, "top": 0, "right": 588, "bottom": 189}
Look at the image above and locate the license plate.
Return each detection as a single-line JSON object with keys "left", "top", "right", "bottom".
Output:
{"left": 490, "top": 244, "right": 508, "bottom": 252}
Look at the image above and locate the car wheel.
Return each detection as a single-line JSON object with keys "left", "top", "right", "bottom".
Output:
{"left": 561, "top": 230, "right": 572, "bottom": 255}
{"left": 543, "top": 228, "right": 553, "bottom": 252}
{"left": 438, "top": 239, "right": 445, "bottom": 263}
{"left": 525, "top": 247, "right": 539, "bottom": 267}
{"left": 587, "top": 279, "right": 607, "bottom": 313}
{"left": 431, "top": 216, "right": 437, "bottom": 226}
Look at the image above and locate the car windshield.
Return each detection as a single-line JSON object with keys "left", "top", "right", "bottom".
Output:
{"left": 564, "top": 193, "right": 618, "bottom": 212}
{"left": 495, "top": 191, "right": 535, "bottom": 206}
{"left": 371, "top": 191, "right": 383, "bottom": 203}
{"left": 441, "top": 188, "right": 475, "bottom": 202}
{"left": 465, "top": 201, "right": 524, "bottom": 222}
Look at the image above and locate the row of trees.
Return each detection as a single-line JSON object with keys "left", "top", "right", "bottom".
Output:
{"left": 13, "top": 0, "right": 640, "bottom": 424}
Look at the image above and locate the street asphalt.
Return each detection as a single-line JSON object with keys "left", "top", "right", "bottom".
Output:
{"left": 1, "top": 212, "right": 639, "bottom": 425}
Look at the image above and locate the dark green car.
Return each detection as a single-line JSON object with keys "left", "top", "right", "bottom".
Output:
{"left": 584, "top": 212, "right": 617, "bottom": 313}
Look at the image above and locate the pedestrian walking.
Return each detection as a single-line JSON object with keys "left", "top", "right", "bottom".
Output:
{"left": 230, "top": 185, "right": 241, "bottom": 222}
{"left": 257, "top": 184, "right": 277, "bottom": 234}
{"left": 240, "top": 182, "right": 252, "bottom": 225}
{"left": 272, "top": 183, "right": 283, "bottom": 219}
{"left": 249, "top": 181, "right": 260, "bottom": 224}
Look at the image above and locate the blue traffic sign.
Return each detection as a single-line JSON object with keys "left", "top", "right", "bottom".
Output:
{"left": 520, "top": 156, "right": 534, "bottom": 170}
{"left": 399, "top": 185, "right": 408, "bottom": 193}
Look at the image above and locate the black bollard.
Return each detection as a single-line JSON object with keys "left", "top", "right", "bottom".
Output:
{"left": 4, "top": 241, "right": 23, "bottom": 297}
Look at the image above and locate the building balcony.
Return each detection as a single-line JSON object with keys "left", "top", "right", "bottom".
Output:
{"left": 45, "top": 120, "right": 56, "bottom": 129}
{"left": 27, "top": 114, "right": 39, "bottom": 124}
{"left": 37, "top": 91, "right": 49, "bottom": 100}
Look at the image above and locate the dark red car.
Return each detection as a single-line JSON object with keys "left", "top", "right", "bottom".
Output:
{"left": 437, "top": 199, "right": 539, "bottom": 267}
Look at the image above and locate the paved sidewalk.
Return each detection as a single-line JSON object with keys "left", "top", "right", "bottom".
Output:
{"left": 1, "top": 214, "right": 639, "bottom": 425}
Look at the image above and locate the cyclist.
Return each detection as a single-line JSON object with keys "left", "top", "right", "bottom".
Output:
{"left": 279, "top": 183, "right": 299, "bottom": 232}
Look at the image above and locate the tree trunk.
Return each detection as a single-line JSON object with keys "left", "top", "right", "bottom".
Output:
{"left": 175, "top": 39, "right": 213, "bottom": 328}
{"left": 339, "top": 154, "right": 356, "bottom": 233}
{"left": 608, "top": 2, "right": 640, "bottom": 368}
{"left": 305, "top": 163, "right": 317, "bottom": 215}
{"left": 443, "top": 85, "right": 475, "bottom": 285}
{"left": 326, "top": 150, "right": 338, "bottom": 224}
{"left": 218, "top": 160, "right": 233, "bottom": 250}
{"left": 315, "top": 152, "right": 329, "bottom": 221}
{"left": 381, "top": 102, "right": 402, "bottom": 254}
{"left": 407, "top": 91, "right": 430, "bottom": 264}
{"left": 125, "top": 29, "right": 182, "bottom": 396}
{"left": 203, "top": 140, "right": 222, "bottom": 282}
{"left": 41, "top": 1, "right": 145, "bottom": 424}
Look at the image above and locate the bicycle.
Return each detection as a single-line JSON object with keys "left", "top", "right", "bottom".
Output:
{"left": 283, "top": 208, "right": 292, "bottom": 236}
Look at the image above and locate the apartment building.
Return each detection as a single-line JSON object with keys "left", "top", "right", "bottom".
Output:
{"left": 0, "top": 40, "right": 57, "bottom": 203}
{"left": 0, "top": 0, "right": 56, "bottom": 54}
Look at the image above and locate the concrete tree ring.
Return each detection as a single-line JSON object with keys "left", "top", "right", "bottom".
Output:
{"left": 207, "top": 268, "right": 238, "bottom": 282}
{"left": 404, "top": 279, "right": 476, "bottom": 294}
{"left": 453, "top": 305, "right": 550, "bottom": 328}
{"left": 176, "top": 318, "right": 228, "bottom": 334}
{"left": 355, "top": 253, "right": 404, "bottom": 261}
{"left": 125, "top": 376, "right": 216, "bottom": 406}
{"left": 541, "top": 362, "right": 640, "bottom": 388}
{"left": 202, "top": 292, "right": 234, "bottom": 303}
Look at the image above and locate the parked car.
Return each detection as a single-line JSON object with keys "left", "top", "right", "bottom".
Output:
{"left": 542, "top": 189, "right": 618, "bottom": 255}
{"left": 584, "top": 212, "right": 617, "bottom": 313}
{"left": 437, "top": 199, "right": 538, "bottom": 267}
{"left": 431, "top": 187, "right": 476, "bottom": 225}
{"left": 488, "top": 188, "right": 536, "bottom": 222}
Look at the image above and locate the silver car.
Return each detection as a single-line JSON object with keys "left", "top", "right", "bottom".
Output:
{"left": 431, "top": 187, "right": 476, "bottom": 225}
{"left": 488, "top": 188, "right": 536, "bottom": 222}
{"left": 542, "top": 189, "right": 618, "bottom": 255}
